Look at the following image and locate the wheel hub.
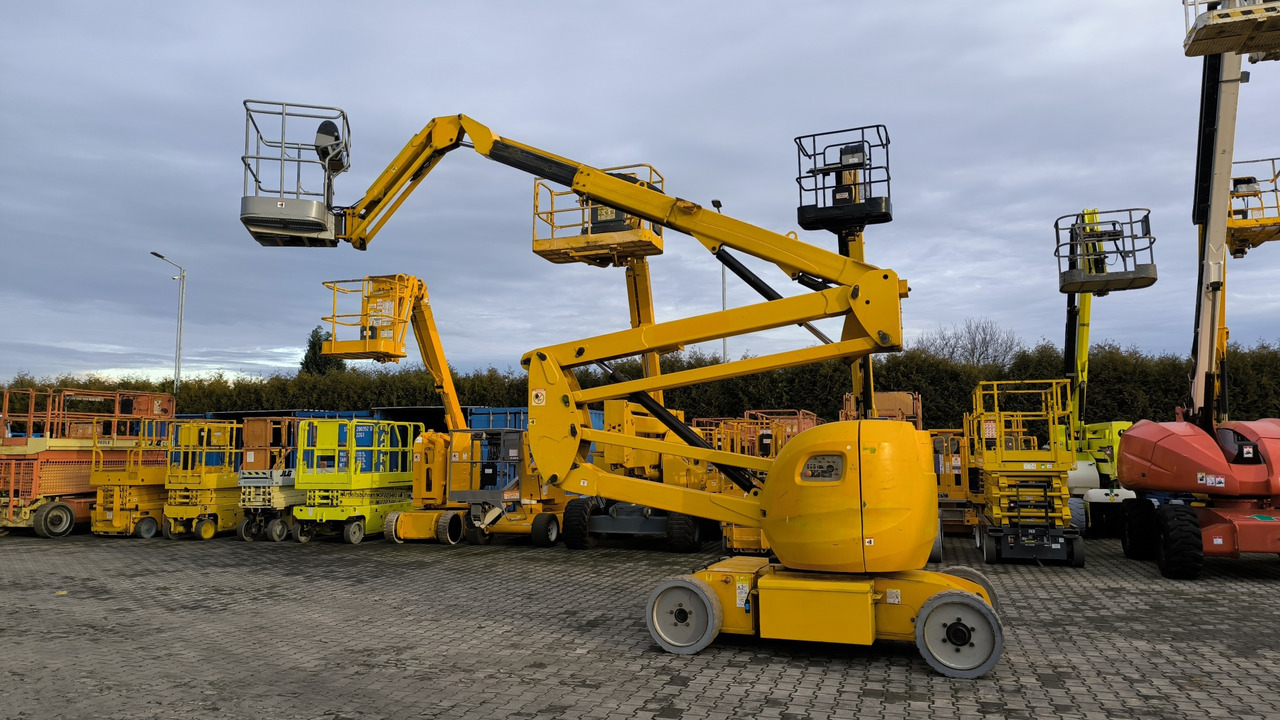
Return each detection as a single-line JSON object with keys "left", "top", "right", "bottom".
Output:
{"left": 943, "top": 619, "right": 974, "bottom": 647}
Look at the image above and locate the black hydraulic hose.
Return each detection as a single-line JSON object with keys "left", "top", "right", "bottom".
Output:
{"left": 593, "top": 361, "right": 757, "bottom": 493}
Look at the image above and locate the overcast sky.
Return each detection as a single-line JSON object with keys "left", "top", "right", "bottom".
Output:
{"left": 2, "top": 1, "right": 1276, "bottom": 386}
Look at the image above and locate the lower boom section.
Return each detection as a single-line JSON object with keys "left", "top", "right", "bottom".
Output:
{"left": 646, "top": 556, "right": 1005, "bottom": 679}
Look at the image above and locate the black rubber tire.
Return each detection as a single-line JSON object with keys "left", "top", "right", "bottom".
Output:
{"left": 465, "top": 526, "right": 492, "bottom": 546}
{"left": 133, "top": 516, "right": 159, "bottom": 540}
{"left": 342, "top": 519, "right": 365, "bottom": 545}
{"left": 34, "top": 501, "right": 76, "bottom": 539}
{"left": 1069, "top": 535, "right": 1086, "bottom": 568}
{"left": 665, "top": 512, "right": 702, "bottom": 553}
{"left": 981, "top": 534, "right": 999, "bottom": 565}
{"left": 530, "top": 513, "right": 560, "bottom": 548}
{"left": 1068, "top": 497, "right": 1087, "bottom": 533}
{"left": 938, "top": 565, "right": 1002, "bottom": 615}
{"left": 436, "top": 511, "right": 464, "bottom": 546}
{"left": 1155, "top": 504, "right": 1204, "bottom": 580}
{"left": 236, "top": 517, "right": 255, "bottom": 542}
{"left": 562, "top": 498, "right": 598, "bottom": 550}
{"left": 265, "top": 518, "right": 288, "bottom": 543}
{"left": 161, "top": 520, "right": 178, "bottom": 540}
{"left": 292, "top": 521, "right": 315, "bottom": 544}
{"left": 1121, "top": 497, "right": 1158, "bottom": 560}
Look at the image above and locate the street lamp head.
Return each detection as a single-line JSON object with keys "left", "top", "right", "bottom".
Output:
{"left": 150, "top": 251, "right": 165, "bottom": 260}
{"left": 711, "top": 199, "right": 722, "bottom": 211}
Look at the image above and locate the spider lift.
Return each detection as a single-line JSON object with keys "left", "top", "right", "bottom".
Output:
{"left": 240, "top": 105, "right": 1004, "bottom": 677}
{"left": 1117, "top": 1, "right": 1280, "bottom": 579}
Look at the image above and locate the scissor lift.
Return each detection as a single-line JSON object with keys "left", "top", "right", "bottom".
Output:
{"left": 90, "top": 418, "right": 170, "bottom": 538}
{"left": 163, "top": 421, "right": 243, "bottom": 540}
{"left": 968, "top": 380, "right": 1082, "bottom": 566}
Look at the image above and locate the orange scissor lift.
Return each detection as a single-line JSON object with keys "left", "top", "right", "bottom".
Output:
{"left": 1, "top": 388, "right": 175, "bottom": 538}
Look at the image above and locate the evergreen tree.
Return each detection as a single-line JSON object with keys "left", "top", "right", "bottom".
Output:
{"left": 299, "top": 326, "right": 347, "bottom": 376}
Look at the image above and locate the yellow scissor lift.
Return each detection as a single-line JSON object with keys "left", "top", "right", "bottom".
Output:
{"left": 90, "top": 418, "right": 169, "bottom": 538}
{"left": 163, "top": 420, "right": 244, "bottom": 541}
{"left": 291, "top": 417, "right": 421, "bottom": 544}
{"left": 968, "top": 380, "right": 1081, "bottom": 566}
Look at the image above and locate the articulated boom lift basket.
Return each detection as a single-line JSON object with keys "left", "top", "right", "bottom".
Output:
{"left": 322, "top": 275, "right": 419, "bottom": 361}
{"left": 533, "top": 164, "right": 665, "bottom": 266}
{"left": 1227, "top": 156, "right": 1280, "bottom": 255}
{"left": 795, "top": 125, "right": 892, "bottom": 232}
{"left": 1054, "top": 208, "right": 1157, "bottom": 295}
{"left": 240, "top": 100, "right": 350, "bottom": 247}
{"left": 1182, "top": 0, "right": 1280, "bottom": 58}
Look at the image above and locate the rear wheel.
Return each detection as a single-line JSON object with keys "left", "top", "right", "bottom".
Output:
{"left": 34, "top": 502, "right": 76, "bottom": 539}
{"left": 236, "top": 518, "right": 256, "bottom": 542}
{"left": 194, "top": 518, "right": 217, "bottom": 541}
{"left": 342, "top": 519, "right": 365, "bottom": 545}
{"left": 161, "top": 520, "right": 178, "bottom": 540}
{"left": 1069, "top": 535, "right": 1086, "bottom": 568}
{"left": 465, "top": 526, "right": 492, "bottom": 545}
{"left": 981, "top": 533, "right": 999, "bottom": 565}
{"left": 265, "top": 518, "right": 288, "bottom": 543}
{"left": 938, "top": 565, "right": 1002, "bottom": 614}
{"left": 1121, "top": 497, "right": 1158, "bottom": 560}
{"left": 530, "top": 513, "right": 559, "bottom": 547}
{"left": 646, "top": 577, "right": 723, "bottom": 654}
{"left": 562, "top": 498, "right": 597, "bottom": 550}
{"left": 1155, "top": 504, "right": 1203, "bottom": 580}
{"left": 383, "top": 511, "right": 403, "bottom": 544}
{"left": 929, "top": 518, "right": 944, "bottom": 564}
{"left": 915, "top": 590, "right": 1004, "bottom": 678}
{"left": 436, "top": 511, "right": 463, "bottom": 545}
{"left": 665, "top": 512, "right": 702, "bottom": 553}
{"left": 133, "top": 516, "right": 159, "bottom": 540}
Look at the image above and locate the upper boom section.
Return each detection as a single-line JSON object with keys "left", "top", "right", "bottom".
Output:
{"left": 240, "top": 103, "right": 897, "bottom": 290}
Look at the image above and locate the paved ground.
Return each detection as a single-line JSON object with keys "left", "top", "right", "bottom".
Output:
{"left": 2, "top": 530, "right": 1279, "bottom": 720}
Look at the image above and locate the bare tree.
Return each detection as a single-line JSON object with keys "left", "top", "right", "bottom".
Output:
{"left": 914, "top": 317, "right": 1025, "bottom": 370}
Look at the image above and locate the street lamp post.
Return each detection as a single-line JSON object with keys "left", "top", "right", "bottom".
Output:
{"left": 711, "top": 199, "right": 726, "bottom": 362}
{"left": 150, "top": 252, "right": 186, "bottom": 395}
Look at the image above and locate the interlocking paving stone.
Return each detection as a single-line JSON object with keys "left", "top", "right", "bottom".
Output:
{"left": 1, "top": 532, "right": 1279, "bottom": 719}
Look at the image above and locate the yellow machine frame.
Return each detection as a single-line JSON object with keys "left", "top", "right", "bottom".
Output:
{"left": 240, "top": 107, "right": 1005, "bottom": 677}
{"left": 90, "top": 418, "right": 169, "bottom": 538}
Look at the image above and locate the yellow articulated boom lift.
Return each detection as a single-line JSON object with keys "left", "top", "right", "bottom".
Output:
{"left": 698, "top": 409, "right": 824, "bottom": 555}
{"left": 319, "top": 273, "right": 567, "bottom": 546}
{"left": 1052, "top": 208, "right": 1158, "bottom": 536}
{"left": 162, "top": 420, "right": 244, "bottom": 540}
{"left": 236, "top": 416, "right": 305, "bottom": 542}
{"left": 239, "top": 104, "right": 1004, "bottom": 677}
{"left": 90, "top": 418, "right": 170, "bottom": 539}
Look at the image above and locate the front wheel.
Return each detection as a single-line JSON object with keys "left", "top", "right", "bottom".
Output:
{"left": 1121, "top": 497, "right": 1158, "bottom": 560}
{"left": 435, "top": 511, "right": 464, "bottom": 546}
{"left": 530, "top": 513, "right": 559, "bottom": 547}
{"left": 465, "top": 526, "right": 492, "bottom": 546}
{"left": 646, "top": 577, "right": 723, "bottom": 655}
{"left": 236, "top": 517, "right": 256, "bottom": 542}
{"left": 938, "top": 565, "right": 1002, "bottom": 614}
{"left": 133, "top": 516, "right": 159, "bottom": 540}
{"left": 194, "top": 518, "right": 217, "bottom": 541}
{"left": 292, "top": 521, "right": 315, "bottom": 544}
{"left": 33, "top": 501, "right": 76, "bottom": 539}
{"left": 1155, "top": 504, "right": 1203, "bottom": 580}
{"left": 342, "top": 519, "right": 365, "bottom": 545}
{"left": 665, "top": 512, "right": 701, "bottom": 553}
{"left": 915, "top": 590, "right": 1004, "bottom": 678}
{"left": 981, "top": 534, "right": 999, "bottom": 565}
{"left": 1069, "top": 536, "right": 1086, "bottom": 568}
{"left": 161, "top": 520, "right": 178, "bottom": 540}
{"left": 561, "top": 498, "right": 597, "bottom": 550}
